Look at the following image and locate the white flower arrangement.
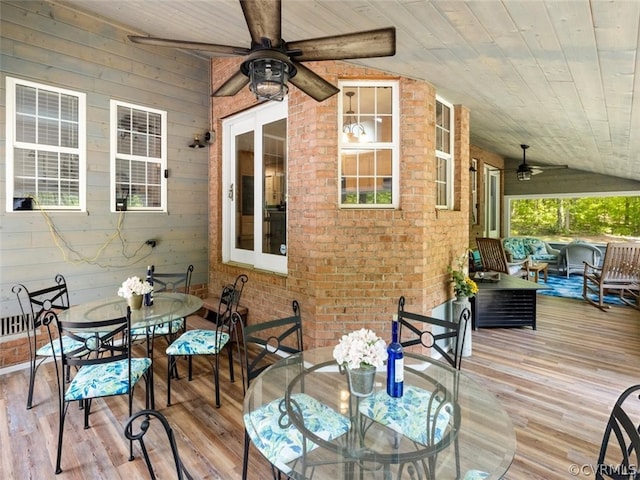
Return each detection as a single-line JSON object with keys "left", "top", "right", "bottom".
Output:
{"left": 333, "top": 328, "right": 388, "bottom": 370}
{"left": 117, "top": 276, "right": 153, "bottom": 298}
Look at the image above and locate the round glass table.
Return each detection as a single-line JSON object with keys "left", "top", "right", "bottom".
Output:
{"left": 244, "top": 347, "right": 515, "bottom": 479}
{"left": 58, "top": 293, "right": 203, "bottom": 408}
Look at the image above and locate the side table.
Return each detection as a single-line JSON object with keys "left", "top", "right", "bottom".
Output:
{"left": 524, "top": 262, "right": 548, "bottom": 283}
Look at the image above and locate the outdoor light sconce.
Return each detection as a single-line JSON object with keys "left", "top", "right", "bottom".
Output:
{"left": 189, "top": 131, "right": 215, "bottom": 148}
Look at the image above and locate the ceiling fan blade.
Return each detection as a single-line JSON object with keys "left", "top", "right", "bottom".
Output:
{"left": 289, "top": 62, "right": 340, "bottom": 102}
{"left": 240, "top": 0, "right": 282, "bottom": 47}
{"left": 128, "top": 36, "right": 249, "bottom": 56}
{"left": 530, "top": 165, "right": 569, "bottom": 170}
{"left": 211, "top": 70, "right": 250, "bottom": 97}
{"left": 288, "top": 27, "right": 396, "bottom": 61}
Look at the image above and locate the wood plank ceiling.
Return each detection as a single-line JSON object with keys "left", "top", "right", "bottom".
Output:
{"left": 59, "top": 0, "right": 640, "bottom": 182}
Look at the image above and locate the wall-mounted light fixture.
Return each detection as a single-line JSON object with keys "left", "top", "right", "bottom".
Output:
{"left": 189, "top": 131, "right": 215, "bottom": 148}
{"left": 189, "top": 134, "right": 205, "bottom": 149}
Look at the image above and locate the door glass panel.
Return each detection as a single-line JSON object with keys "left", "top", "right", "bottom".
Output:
{"left": 262, "top": 119, "right": 287, "bottom": 255}
{"left": 236, "top": 131, "right": 254, "bottom": 251}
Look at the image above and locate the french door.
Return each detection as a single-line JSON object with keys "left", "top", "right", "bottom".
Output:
{"left": 222, "top": 101, "right": 288, "bottom": 273}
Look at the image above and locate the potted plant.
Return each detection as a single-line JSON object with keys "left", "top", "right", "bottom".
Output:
{"left": 117, "top": 276, "right": 153, "bottom": 310}
{"left": 333, "top": 328, "right": 387, "bottom": 397}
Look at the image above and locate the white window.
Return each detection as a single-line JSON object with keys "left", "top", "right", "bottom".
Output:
{"left": 110, "top": 101, "right": 167, "bottom": 212}
{"left": 222, "top": 100, "right": 288, "bottom": 274}
{"left": 338, "top": 81, "right": 400, "bottom": 208}
{"left": 436, "top": 97, "right": 454, "bottom": 209}
{"left": 5, "top": 77, "right": 86, "bottom": 211}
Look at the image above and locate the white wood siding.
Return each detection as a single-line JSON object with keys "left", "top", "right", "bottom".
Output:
{"left": 0, "top": 1, "right": 210, "bottom": 317}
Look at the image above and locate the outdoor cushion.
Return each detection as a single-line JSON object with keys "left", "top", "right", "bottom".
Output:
{"left": 243, "top": 392, "right": 350, "bottom": 473}
{"left": 166, "top": 329, "right": 229, "bottom": 356}
{"left": 36, "top": 335, "right": 85, "bottom": 357}
{"left": 503, "top": 237, "right": 560, "bottom": 265}
{"left": 64, "top": 357, "right": 152, "bottom": 401}
{"left": 358, "top": 386, "right": 453, "bottom": 446}
{"left": 464, "top": 470, "right": 490, "bottom": 480}
{"left": 131, "top": 318, "right": 184, "bottom": 338}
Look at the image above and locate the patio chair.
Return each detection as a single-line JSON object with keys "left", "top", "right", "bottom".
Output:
{"left": 583, "top": 242, "right": 640, "bottom": 311}
{"left": 45, "top": 308, "right": 152, "bottom": 473}
{"left": 124, "top": 409, "right": 193, "bottom": 480}
{"left": 12, "top": 274, "right": 76, "bottom": 409}
{"left": 564, "top": 241, "right": 602, "bottom": 278}
{"left": 166, "top": 274, "right": 248, "bottom": 408}
{"left": 397, "top": 295, "right": 470, "bottom": 370}
{"left": 240, "top": 301, "right": 350, "bottom": 480}
{"left": 130, "top": 264, "right": 194, "bottom": 377}
{"left": 595, "top": 384, "right": 640, "bottom": 479}
{"left": 475, "top": 237, "right": 529, "bottom": 278}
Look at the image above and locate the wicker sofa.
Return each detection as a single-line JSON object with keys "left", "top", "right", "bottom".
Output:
{"left": 502, "top": 237, "right": 562, "bottom": 272}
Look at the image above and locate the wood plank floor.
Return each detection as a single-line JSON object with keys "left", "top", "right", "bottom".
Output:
{"left": 1, "top": 295, "right": 639, "bottom": 479}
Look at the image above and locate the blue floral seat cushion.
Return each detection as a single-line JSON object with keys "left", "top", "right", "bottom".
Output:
{"left": 64, "top": 357, "right": 152, "bottom": 401}
{"left": 358, "top": 386, "right": 453, "bottom": 446}
{"left": 503, "top": 238, "right": 529, "bottom": 261}
{"left": 165, "top": 329, "right": 230, "bottom": 356}
{"left": 36, "top": 335, "right": 84, "bottom": 357}
{"left": 464, "top": 470, "right": 489, "bottom": 480}
{"left": 243, "top": 393, "right": 350, "bottom": 473}
{"left": 131, "top": 318, "right": 184, "bottom": 338}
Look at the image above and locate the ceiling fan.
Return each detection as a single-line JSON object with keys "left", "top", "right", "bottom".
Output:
{"left": 128, "top": 0, "right": 396, "bottom": 102}
{"left": 509, "top": 144, "right": 568, "bottom": 181}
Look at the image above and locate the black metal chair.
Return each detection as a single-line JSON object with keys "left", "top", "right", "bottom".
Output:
{"left": 124, "top": 409, "right": 193, "bottom": 480}
{"left": 397, "top": 295, "right": 470, "bottom": 370}
{"left": 240, "top": 300, "right": 304, "bottom": 480}
{"left": 596, "top": 384, "right": 640, "bottom": 480}
{"left": 44, "top": 308, "right": 153, "bottom": 474}
{"left": 131, "top": 264, "right": 194, "bottom": 382}
{"left": 12, "top": 274, "right": 72, "bottom": 409}
{"left": 166, "top": 274, "right": 248, "bottom": 408}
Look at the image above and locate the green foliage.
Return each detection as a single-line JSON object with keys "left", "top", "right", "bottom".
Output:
{"left": 510, "top": 196, "right": 640, "bottom": 240}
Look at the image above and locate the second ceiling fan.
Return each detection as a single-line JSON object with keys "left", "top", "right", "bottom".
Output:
{"left": 507, "top": 144, "right": 568, "bottom": 181}
{"left": 129, "top": 0, "right": 396, "bottom": 102}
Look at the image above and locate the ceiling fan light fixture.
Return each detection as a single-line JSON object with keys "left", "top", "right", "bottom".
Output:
{"left": 517, "top": 169, "right": 532, "bottom": 181}
{"left": 241, "top": 51, "right": 296, "bottom": 102}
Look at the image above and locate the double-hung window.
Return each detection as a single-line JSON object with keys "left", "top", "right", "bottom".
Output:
{"left": 436, "top": 96, "right": 454, "bottom": 209}
{"left": 338, "top": 81, "right": 399, "bottom": 208}
{"left": 110, "top": 100, "right": 167, "bottom": 212}
{"left": 5, "top": 77, "right": 86, "bottom": 211}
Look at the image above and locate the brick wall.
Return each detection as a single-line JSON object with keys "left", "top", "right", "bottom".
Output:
{"left": 210, "top": 59, "right": 471, "bottom": 348}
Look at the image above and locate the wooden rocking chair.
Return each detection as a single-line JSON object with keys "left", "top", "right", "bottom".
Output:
{"left": 583, "top": 242, "right": 640, "bottom": 311}
{"left": 475, "top": 237, "right": 529, "bottom": 278}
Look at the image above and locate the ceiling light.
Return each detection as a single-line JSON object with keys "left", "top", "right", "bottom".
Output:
{"left": 241, "top": 49, "right": 296, "bottom": 102}
{"left": 517, "top": 168, "right": 532, "bottom": 181}
{"left": 342, "top": 91, "right": 367, "bottom": 143}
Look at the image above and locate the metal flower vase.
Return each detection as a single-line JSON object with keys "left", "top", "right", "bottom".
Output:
{"left": 345, "top": 365, "right": 377, "bottom": 397}
{"left": 453, "top": 295, "right": 472, "bottom": 357}
{"left": 127, "top": 294, "right": 143, "bottom": 311}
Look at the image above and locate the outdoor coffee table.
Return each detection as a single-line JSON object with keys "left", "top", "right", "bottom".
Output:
{"left": 523, "top": 262, "right": 548, "bottom": 283}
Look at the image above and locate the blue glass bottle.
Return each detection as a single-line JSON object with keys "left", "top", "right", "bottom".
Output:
{"left": 144, "top": 265, "right": 154, "bottom": 306}
{"left": 387, "top": 314, "right": 404, "bottom": 398}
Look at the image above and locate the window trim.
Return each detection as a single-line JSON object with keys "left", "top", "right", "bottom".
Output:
{"left": 338, "top": 80, "right": 400, "bottom": 209}
{"left": 5, "top": 77, "right": 87, "bottom": 212}
{"left": 435, "top": 96, "right": 454, "bottom": 209}
{"left": 109, "top": 100, "right": 168, "bottom": 213}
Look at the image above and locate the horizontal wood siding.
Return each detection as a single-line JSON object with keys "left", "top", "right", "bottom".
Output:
{"left": 0, "top": 1, "right": 210, "bottom": 318}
